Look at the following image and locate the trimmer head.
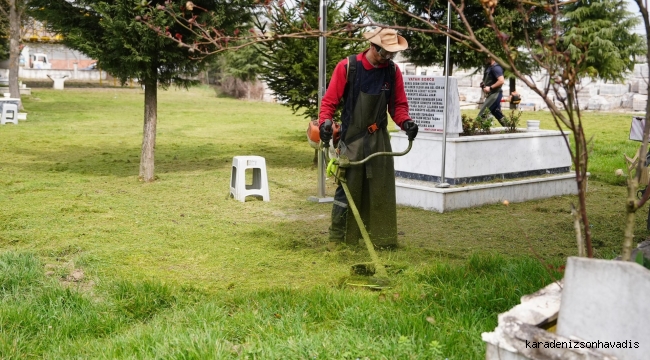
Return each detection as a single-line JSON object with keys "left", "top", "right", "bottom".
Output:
{"left": 344, "top": 275, "right": 391, "bottom": 290}
{"left": 350, "top": 262, "right": 406, "bottom": 276}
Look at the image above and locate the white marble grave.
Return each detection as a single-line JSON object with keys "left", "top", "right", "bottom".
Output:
{"left": 391, "top": 130, "right": 578, "bottom": 212}
{"left": 392, "top": 130, "right": 572, "bottom": 185}
{"left": 391, "top": 75, "right": 579, "bottom": 212}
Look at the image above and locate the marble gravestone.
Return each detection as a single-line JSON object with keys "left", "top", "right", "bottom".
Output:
{"left": 392, "top": 76, "right": 464, "bottom": 185}
{"left": 403, "top": 76, "right": 462, "bottom": 135}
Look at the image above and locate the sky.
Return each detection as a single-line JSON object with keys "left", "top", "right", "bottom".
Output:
{"left": 626, "top": 0, "right": 647, "bottom": 35}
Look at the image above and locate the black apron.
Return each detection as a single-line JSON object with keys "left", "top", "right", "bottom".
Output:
{"left": 339, "top": 87, "right": 398, "bottom": 247}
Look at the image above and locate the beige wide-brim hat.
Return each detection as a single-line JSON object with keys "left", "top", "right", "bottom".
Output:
{"left": 363, "top": 28, "right": 408, "bottom": 52}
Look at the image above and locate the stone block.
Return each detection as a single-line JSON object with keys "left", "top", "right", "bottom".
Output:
{"left": 620, "top": 93, "right": 635, "bottom": 109}
{"left": 603, "top": 95, "right": 625, "bottom": 109}
{"left": 598, "top": 83, "right": 629, "bottom": 96}
{"left": 459, "top": 88, "right": 482, "bottom": 103}
{"left": 395, "top": 173, "right": 577, "bottom": 213}
{"left": 456, "top": 75, "right": 473, "bottom": 87}
{"left": 518, "top": 103, "right": 536, "bottom": 111}
{"left": 472, "top": 74, "right": 484, "bottom": 86}
{"left": 391, "top": 129, "right": 572, "bottom": 183}
{"left": 633, "top": 63, "right": 648, "bottom": 78}
{"left": 587, "top": 95, "right": 611, "bottom": 111}
{"left": 633, "top": 94, "right": 647, "bottom": 112}
{"left": 557, "top": 257, "right": 650, "bottom": 360}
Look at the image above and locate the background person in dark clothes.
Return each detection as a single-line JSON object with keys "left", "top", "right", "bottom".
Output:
{"left": 478, "top": 55, "right": 506, "bottom": 126}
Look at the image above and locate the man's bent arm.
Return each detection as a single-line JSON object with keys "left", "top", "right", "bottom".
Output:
{"left": 390, "top": 65, "right": 410, "bottom": 128}
{"left": 318, "top": 59, "right": 348, "bottom": 125}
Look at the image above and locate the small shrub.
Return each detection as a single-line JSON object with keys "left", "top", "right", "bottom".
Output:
{"left": 476, "top": 115, "right": 492, "bottom": 134}
{"left": 462, "top": 113, "right": 497, "bottom": 135}
{"left": 461, "top": 114, "right": 479, "bottom": 135}
{"left": 502, "top": 110, "right": 523, "bottom": 133}
{"left": 478, "top": 114, "right": 493, "bottom": 133}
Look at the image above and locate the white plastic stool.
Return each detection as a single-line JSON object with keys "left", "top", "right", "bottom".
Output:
{"left": 229, "top": 156, "right": 270, "bottom": 202}
{"left": 1, "top": 103, "right": 18, "bottom": 125}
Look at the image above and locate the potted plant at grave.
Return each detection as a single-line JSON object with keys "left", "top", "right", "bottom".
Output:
{"left": 461, "top": 109, "right": 522, "bottom": 136}
{"left": 502, "top": 110, "right": 522, "bottom": 134}
{"left": 461, "top": 113, "right": 480, "bottom": 136}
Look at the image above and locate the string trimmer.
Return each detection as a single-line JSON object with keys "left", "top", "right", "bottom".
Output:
{"left": 322, "top": 138, "right": 413, "bottom": 289}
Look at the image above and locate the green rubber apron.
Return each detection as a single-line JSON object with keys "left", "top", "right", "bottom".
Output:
{"left": 478, "top": 65, "right": 501, "bottom": 120}
{"left": 478, "top": 91, "right": 500, "bottom": 119}
{"left": 339, "top": 90, "right": 398, "bottom": 247}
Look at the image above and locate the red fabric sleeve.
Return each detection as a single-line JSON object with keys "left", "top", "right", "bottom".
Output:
{"left": 390, "top": 64, "right": 411, "bottom": 129}
{"left": 319, "top": 56, "right": 411, "bottom": 128}
{"left": 318, "top": 58, "right": 349, "bottom": 125}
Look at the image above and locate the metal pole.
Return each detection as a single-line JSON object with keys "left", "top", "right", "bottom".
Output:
{"left": 436, "top": 1, "right": 451, "bottom": 188}
{"left": 308, "top": 0, "right": 333, "bottom": 202}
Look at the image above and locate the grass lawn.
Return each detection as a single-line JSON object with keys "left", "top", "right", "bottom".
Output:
{"left": 0, "top": 87, "right": 647, "bottom": 359}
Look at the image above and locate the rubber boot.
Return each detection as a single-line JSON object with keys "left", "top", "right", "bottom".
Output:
{"left": 328, "top": 186, "right": 348, "bottom": 251}
{"left": 329, "top": 203, "right": 347, "bottom": 242}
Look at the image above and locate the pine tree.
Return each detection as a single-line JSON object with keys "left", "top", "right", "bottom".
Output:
{"left": 217, "top": 43, "right": 263, "bottom": 99}
{"left": 368, "top": 0, "right": 548, "bottom": 76}
{"left": 254, "top": 0, "right": 367, "bottom": 120}
{"left": 561, "top": 0, "right": 645, "bottom": 82}
{"left": 0, "top": 6, "right": 8, "bottom": 60}
{"left": 27, "top": 0, "right": 253, "bottom": 182}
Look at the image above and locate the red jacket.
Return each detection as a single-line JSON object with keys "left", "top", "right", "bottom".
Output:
{"left": 318, "top": 50, "right": 411, "bottom": 129}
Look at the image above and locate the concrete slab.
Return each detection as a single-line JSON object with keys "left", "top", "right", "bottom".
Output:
{"left": 633, "top": 63, "right": 648, "bottom": 78}
{"left": 599, "top": 84, "right": 629, "bottom": 96}
{"left": 633, "top": 94, "right": 647, "bottom": 112}
{"left": 588, "top": 95, "right": 611, "bottom": 110}
{"left": 557, "top": 257, "right": 650, "bottom": 360}
{"left": 395, "top": 173, "right": 578, "bottom": 212}
{"left": 0, "top": 87, "right": 31, "bottom": 96}
{"left": 391, "top": 130, "right": 572, "bottom": 185}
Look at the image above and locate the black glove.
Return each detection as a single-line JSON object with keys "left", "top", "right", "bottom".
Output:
{"left": 320, "top": 119, "right": 333, "bottom": 143}
{"left": 402, "top": 120, "right": 418, "bottom": 141}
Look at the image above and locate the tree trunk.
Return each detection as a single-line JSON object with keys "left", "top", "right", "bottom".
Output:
{"left": 139, "top": 79, "right": 157, "bottom": 182}
{"left": 8, "top": 0, "right": 21, "bottom": 106}
{"left": 509, "top": 78, "right": 517, "bottom": 110}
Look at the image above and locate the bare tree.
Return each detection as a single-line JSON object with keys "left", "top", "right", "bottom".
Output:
{"left": 152, "top": 0, "right": 647, "bottom": 259}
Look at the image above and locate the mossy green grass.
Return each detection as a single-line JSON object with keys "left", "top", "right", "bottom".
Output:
{"left": 0, "top": 87, "right": 646, "bottom": 358}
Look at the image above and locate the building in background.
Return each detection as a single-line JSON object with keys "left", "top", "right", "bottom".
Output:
{"left": 19, "top": 20, "right": 96, "bottom": 70}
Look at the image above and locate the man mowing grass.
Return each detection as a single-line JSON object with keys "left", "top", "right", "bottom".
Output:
{"left": 319, "top": 28, "right": 418, "bottom": 251}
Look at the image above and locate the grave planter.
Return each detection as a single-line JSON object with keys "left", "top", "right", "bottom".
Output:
{"left": 397, "top": 75, "right": 577, "bottom": 212}
{"left": 391, "top": 127, "right": 572, "bottom": 186}
{"left": 390, "top": 127, "right": 578, "bottom": 212}
{"left": 482, "top": 256, "right": 650, "bottom": 360}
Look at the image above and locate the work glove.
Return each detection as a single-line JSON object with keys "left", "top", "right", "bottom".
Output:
{"left": 320, "top": 119, "right": 333, "bottom": 144}
{"left": 402, "top": 120, "right": 418, "bottom": 141}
